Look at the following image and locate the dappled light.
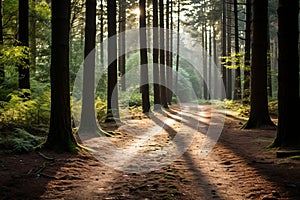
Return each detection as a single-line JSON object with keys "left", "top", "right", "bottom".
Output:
{"left": 0, "top": 0, "right": 299, "bottom": 199}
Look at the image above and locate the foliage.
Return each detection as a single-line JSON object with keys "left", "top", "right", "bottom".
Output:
{"left": 2, "top": 0, "right": 18, "bottom": 44}
{"left": 0, "top": 45, "right": 31, "bottom": 101}
{"left": 197, "top": 99, "right": 212, "bottom": 105}
{"left": 32, "top": 1, "right": 51, "bottom": 20}
{"left": 95, "top": 97, "right": 107, "bottom": 123}
{"left": 223, "top": 99, "right": 250, "bottom": 117}
{"left": 118, "top": 87, "right": 154, "bottom": 113}
{"left": 71, "top": 97, "right": 107, "bottom": 127}
{"left": 30, "top": 0, "right": 52, "bottom": 82}
{"left": 177, "top": 57, "right": 202, "bottom": 100}
{"left": 220, "top": 52, "right": 249, "bottom": 71}
{"left": 0, "top": 85, "right": 51, "bottom": 126}
{"left": 0, "top": 128, "right": 45, "bottom": 153}
{"left": 0, "top": 45, "right": 31, "bottom": 71}
{"left": 216, "top": 99, "right": 278, "bottom": 118}
{"left": 268, "top": 99, "right": 278, "bottom": 116}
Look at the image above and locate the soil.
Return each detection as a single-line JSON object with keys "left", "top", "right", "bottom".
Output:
{"left": 1, "top": 104, "right": 300, "bottom": 200}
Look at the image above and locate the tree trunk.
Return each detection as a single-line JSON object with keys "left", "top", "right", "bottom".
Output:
{"left": 242, "top": 0, "right": 275, "bottom": 129}
{"left": 159, "top": 0, "right": 168, "bottom": 108}
{"left": 152, "top": 0, "right": 161, "bottom": 110}
{"left": 213, "top": 26, "right": 218, "bottom": 99}
{"left": 18, "top": 0, "right": 30, "bottom": 89}
{"left": 44, "top": 0, "right": 78, "bottom": 152}
{"left": 226, "top": 0, "right": 232, "bottom": 100}
{"left": 271, "top": 0, "right": 300, "bottom": 147}
{"left": 139, "top": 0, "right": 150, "bottom": 113}
{"left": 175, "top": 0, "right": 180, "bottom": 95}
{"left": 168, "top": 0, "right": 173, "bottom": 103}
{"left": 208, "top": 26, "right": 212, "bottom": 100}
{"left": 221, "top": 0, "right": 227, "bottom": 100}
{"left": 233, "top": 0, "right": 241, "bottom": 100}
{"left": 203, "top": 23, "right": 208, "bottom": 100}
{"left": 243, "top": 0, "right": 251, "bottom": 103}
{"left": 99, "top": 0, "right": 104, "bottom": 67}
{"left": 267, "top": 22, "right": 272, "bottom": 98}
{"left": 78, "top": 0, "right": 107, "bottom": 137}
{"left": 165, "top": 0, "right": 172, "bottom": 104}
{"left": 106, "top": 0, "right": 120, "bottom": 123}
{"left": 119, "top": 0, "right": 126, "bottom": 91}
{"left": 29, "top": 0, "right": 37, "bottom": 74}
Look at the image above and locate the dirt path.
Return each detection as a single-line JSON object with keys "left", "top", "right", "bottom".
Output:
{"left": 1, "top": 104, "right": 300, "bottom": 200}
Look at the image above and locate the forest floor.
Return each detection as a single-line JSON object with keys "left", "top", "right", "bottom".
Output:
{"left": 1, "top": 104, "right": 300, "bottom": 200}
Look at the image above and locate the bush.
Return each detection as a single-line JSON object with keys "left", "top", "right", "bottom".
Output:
{"left": 0, "top": 128, "right": 45, "bottom": 153}
{"left": 0, "top": 88, "right": 50, "bottom": 126}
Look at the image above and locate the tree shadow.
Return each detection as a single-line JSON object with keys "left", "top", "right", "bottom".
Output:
{"left": 148, "top": 110, "right": 227, "bottom": 199}
{"left": 0, "top": 148, "right": 96, "bottom": 199}
{"left": 159, "top": 104, "right": 300, "bottom": 199}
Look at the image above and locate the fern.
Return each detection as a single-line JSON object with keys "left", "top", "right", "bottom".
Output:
{"left": 0, "top": 128, "right": 45, "bottom": 153}
{"left": 11, "top": 138, "right": 35, "bottom": 153}
{"left": 0, "top": 88, "right": 51, "bottom": 126}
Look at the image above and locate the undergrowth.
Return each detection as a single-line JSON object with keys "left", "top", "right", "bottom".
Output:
{"left": 0, "top": 128, "right": 45, "bottom": 153}
{"left": 215, "top": 99, "right": 278, "bottom": 118}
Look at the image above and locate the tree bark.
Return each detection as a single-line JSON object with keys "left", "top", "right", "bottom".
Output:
{"left": 44, "top": 0, "right": 78, "bottom": 152}
{"left": 159, "top": 0, "right": 168, "bottom": 108}
{"left": 18, "top": 0, "right": 30, "bottom": 89}
{"left": 272, "top": 0, "right": 300, "bottom": 147}
{"left": 29, "top": 0, "right": 37, "bottom": 74}
{"left": 242, "top": 0, "right": 275, "bottom": 129}
{"left": 226, "top": 0, "right": 232, "bottom": 100}
{"left": 119, "top": 0, "right": 126, "bottom": 91}
{"left": 233, "top": 0, "right": 241, "bottom": 100}
{"left": 99, "top": 0, "right": 104, "bottom": 67}
{"left": 203, "top": 23, "right": 208, "bottom": 100}
{"left": 106, "top": 0, "right": 120, "bottom": 123}
{"left": 152, "top": 0, "right": 161, "bottom": 110}
{"left": 168, "top": 0, "right": 173, "bottom": 103}
{"left": 243, "top": 0, "right": 251, "bottom": 103}
{"left": 165, "top": 0, "right": 172, "bottom": 104}
{"left": 221, "top": 0, "right": 227, "bottom": 100}
{"left": 139, "top": 0, "right": 150, "bottom": 113}
{"left": 78, "top": 0, "right": 107, "bottom": 137}
{"left": 175, "top": 0, "right": 180, "bottom": 95}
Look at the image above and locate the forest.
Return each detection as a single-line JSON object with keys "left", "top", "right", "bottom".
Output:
{"left": 0, "top": 0, "right": 300, "bottom": 199}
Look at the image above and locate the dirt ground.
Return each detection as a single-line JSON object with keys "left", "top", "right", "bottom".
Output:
{"left": 1, "top": 104, "right": 300, "bottom": 200}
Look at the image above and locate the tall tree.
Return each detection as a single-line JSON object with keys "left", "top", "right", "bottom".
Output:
{"left": 118, "top": 0, "right": 126, "bottom": 91}
{"left": 233, "top": 0, "right": 241, "bottom": 100}
{"left": 175, "top": 0, "right": 180, "bottom": 94}
{"left": 139, "top": 0, "right": 150, "bottom": 113}
{"left": 221, "top": 0, "right": 227, "bottom": 100}
{"left": 78, "top": 0, "right": 106, "bottom": 136}
{"left": 29, "top": 0, "right": 37, "bottom": 73}
{"left": 168, "top": 0, "right": 173, "bottom": 103}
{"left": 242, "top": 0, "right": 275, "bottom": 129}
{"left": 165, "top": 0, "right": 171, "bottom": 104}
{"left": 18, "top": 0, "right": 30, "bottom": 89}
{"left": 243, "top": 0, "right": 251, "bottom": 103}
{"left": 266, "top": 22, "right": 272, "bottom": 98}
{"left": 208, "top": 25, "right": 212, "bottom": 100}
{"left": 203, "top": 23, "right": 208, "bottom": 100}
{"left": 226, "top": 0, "right": 232, "bottom": 99}
{"left": 44, "top": 0, "right": 78, "bottom": 152}
{"left": 159, "top": 0, "right": 168, "bottom": 108}
{"left": 152, "top": 0, "right": 161, "bottom": 110}
{"left": 106, "top": 0, "right": 120, "bottom": 122}
{"left": 99, "top": 0, "right": 104, "bottom": 66}
{"left": 271, "top": 0, "right": 300, "bottom": 147}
